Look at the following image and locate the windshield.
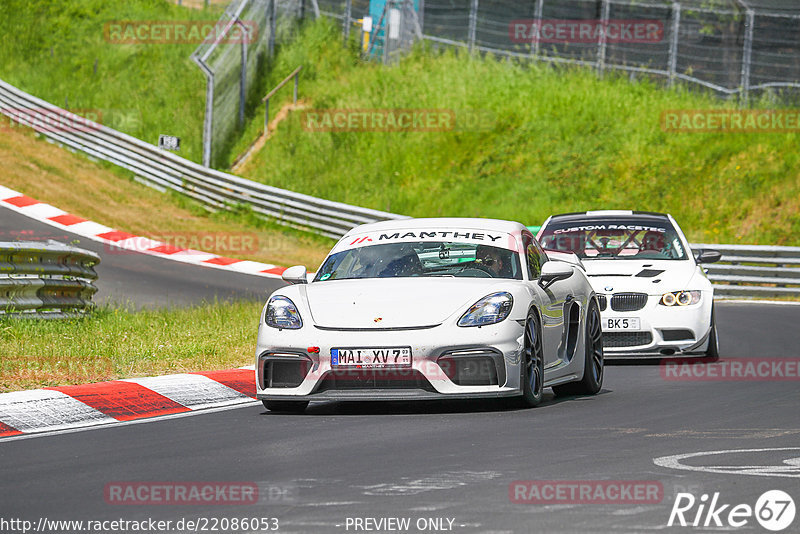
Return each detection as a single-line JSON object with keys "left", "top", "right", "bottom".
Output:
{"left": 314, "top": 241, "right": 523, "bottom": 281}
{"left": 539, "top": 218, "right": 687, "bottom": 260}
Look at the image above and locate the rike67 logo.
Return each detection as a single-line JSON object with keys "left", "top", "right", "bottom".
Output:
{"left": 668, "top": 490, "right": 795, "bottom": 531}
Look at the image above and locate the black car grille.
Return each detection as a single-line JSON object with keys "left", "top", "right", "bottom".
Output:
{"left": 260, "top": 357, "right": 310, "bottom": 388}
{"left": 661, "top": 329, "right": 695, "bottom": 342}
{"left": 610, "top": 292, "right": 648, "bottom": 312}
{"left": 438, "top": 355, "right": 499, "bottom": 386}
{"left": 597, "top": 294, "right": 608, "bottom": 311}
{"left": 604, "top": 332, "right": 653, "bottom": 347}
{"left": 316, "top": 369, "right": 436, "bottom": 392}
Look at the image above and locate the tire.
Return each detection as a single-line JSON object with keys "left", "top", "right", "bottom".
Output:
{"left": 262, "top": 400, "right": 309, "bottom": 413}
{"left": 553, "top": 298, "right": 603, "bottom": 396}
{"left": 704, "top": 305, "right": 720, "bottom": 362}
{"left": 514, "top": 311, "right": 544, "bottom": 408}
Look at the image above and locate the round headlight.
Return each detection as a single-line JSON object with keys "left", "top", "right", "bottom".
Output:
{"left": 661, "top": 292, "right": 676, "bottom": 306}
{"left": 677, "top": 291, "right": 692, "bottom": 306}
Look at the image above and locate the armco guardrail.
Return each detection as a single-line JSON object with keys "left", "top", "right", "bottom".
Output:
{"left": 1, "top": 241, "right": 100, "bottom": 318}
{"left": 692, "top": 243, "right": 800, "bottom": 298}
{"left": 0, "top": 79, "right": 407, "bottom": 239}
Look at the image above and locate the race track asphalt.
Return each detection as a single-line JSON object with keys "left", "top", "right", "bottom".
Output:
{"left": 1, "top": 302, "right": 798, "bottom": 533}
{"left": 2, "top": 203, "right": 799, "bottom": 533}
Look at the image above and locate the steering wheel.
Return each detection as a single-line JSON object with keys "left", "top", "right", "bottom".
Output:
{"left": 458, "top": 264, "right": 493, "bottom": 278}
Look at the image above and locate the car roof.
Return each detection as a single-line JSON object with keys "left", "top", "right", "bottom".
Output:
{"left": 545, "top": 210, "right": 672, "bottom": 224}
{"left": 345, "top": 217, "right": 528, "bottom": 236}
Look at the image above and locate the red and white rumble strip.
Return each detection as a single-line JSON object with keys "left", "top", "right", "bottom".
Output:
{"left": 0, "top": 185, "right": 287, "bottom": 278}
{"left": 0, "top": 186, "right": 290, "bottom": 438}
{"left": 0, "top": 368, "right": 257, "bottom": 438}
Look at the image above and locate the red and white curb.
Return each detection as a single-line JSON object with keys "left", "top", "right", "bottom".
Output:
{"left": 0, "top": 367, "right": 258, "bottom": 439}
{"left": 0, "top": 185, "right": 288, "bottom": 278}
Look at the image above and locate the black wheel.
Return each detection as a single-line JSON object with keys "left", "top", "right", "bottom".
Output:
{"left": 262, "top": 400, "right": 308, "bottom": 413}
{"left": 553, "top": 298, "right": 603, "bottom": 396}
{"left": 515, "top": 312, "right": 544, "bottom": 407}
{"left": 704, "top": 305, "right": 719, "bottom": 362}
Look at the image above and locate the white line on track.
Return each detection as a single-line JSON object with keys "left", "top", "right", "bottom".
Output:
{"left": 653, "top": 447, "right": 800, "bottom": 478}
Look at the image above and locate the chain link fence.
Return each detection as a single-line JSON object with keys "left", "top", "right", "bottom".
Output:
{"left": 196, "top": 0, "right": 799, "bottom": 167}
{"left": 191, "top": 0, "right": 272, "bottom": 167}
{"left": 319, "top": 0, "right": 800, "bottom": 103}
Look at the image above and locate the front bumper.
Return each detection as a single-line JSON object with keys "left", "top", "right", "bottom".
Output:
{"left": 599, "top": 293, "right": 713, "bottom": 358}
{"left": 255, "top": 319, "right": 527, "bottom": 401}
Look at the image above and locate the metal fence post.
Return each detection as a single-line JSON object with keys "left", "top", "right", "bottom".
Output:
{"left": 530, "top": 0, "right": 543, "bottom": 58}
{"left": 468, "top": 0, "right": 478, "bottom": 52}
{"left": 597, "top": 0, "right": 610, "bottom": 76}
{"left": 668, "top": 2, "right": 680, "bottom": 88}
{"left": 739, "top": 7, "right": 755, "bottom": 107}
{"left": 238, "top": 19, "right": 248, "bottom": 127}
{"left": 344, "top": 0, "right": 352, "bottom": 41}
{"left": 269, "top": 0, "right": 277, "bottom": 56}
{"left": 193, "top": 56, "right": 214, "bottom": 168}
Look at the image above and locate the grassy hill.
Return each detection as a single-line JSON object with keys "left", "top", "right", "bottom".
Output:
{"left": 235, "top": 18, "right": 800, "bottom": 246}
{"left": 0, "top": 0, "right": 220, "bottom": 163}
{"left": 1, "top": 4, "right": 797, "bottom": 246}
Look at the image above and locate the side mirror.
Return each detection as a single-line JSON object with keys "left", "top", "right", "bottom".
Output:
{"left": 695, "top": 249, "right": 722, "bottom": 264}
{"left": 538, "top": 261, "right": 573, "bottom": 290}
{"left": 282, "top": 265, "right": 308, "bottom": 284}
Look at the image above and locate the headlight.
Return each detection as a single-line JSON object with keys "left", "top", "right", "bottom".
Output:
{"left": 458, "top": 292, "right": 513, "bottom": 327}
{"left": 265, "top": 296, "right": 303, "bottom": 329}
{"left": 660, "top": 291, "right": 701, "bottom": 306}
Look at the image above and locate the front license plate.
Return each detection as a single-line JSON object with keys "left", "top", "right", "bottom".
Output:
{"left": 603, "top": 317, "right": 641, "bottom": 331}
{"left": 331, "top": 347, "right": 412, "bottom": 368}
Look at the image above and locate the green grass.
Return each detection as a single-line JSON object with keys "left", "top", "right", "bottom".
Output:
{"left": 236, "top": 18, "right": 800, "bottom": 246}
{"left": 0, "top": 0, "right": 226, "bottom": 164}
{"left": 0, "top": 301, "right": 262, "bottom": 392}
{"left": 2, "top": 7, "right": 797, "bottom": 246}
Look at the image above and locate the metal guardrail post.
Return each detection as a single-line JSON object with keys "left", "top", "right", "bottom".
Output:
{"left": 668, "top": 2, "right": 681, "bottom": 88}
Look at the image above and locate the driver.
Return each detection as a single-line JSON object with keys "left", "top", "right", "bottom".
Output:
{"left": 475, "top": 245, "right": 505, "bottom": 277}
{"left": 639, "top": 231, "right": 666, "bottom": 255}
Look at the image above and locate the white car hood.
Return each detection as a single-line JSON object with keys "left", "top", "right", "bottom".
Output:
{"left": 583, "top": 259, "right": 698, "bottom": 295}
{"left": 303, "top": 278, "right": 502, "bottom": 328}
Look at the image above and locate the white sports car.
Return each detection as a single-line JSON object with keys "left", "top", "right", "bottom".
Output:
{"left": 537, "top": 211, "right": 721, "bottom": 359}
{"left": 255, "top": 218, "right": 604, "bottom": 413}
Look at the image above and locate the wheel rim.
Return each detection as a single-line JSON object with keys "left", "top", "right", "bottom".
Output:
{"left": 525, "top": 319, "right": 543, "bottom": 398}
{"left": 588, "top": 305, "right": 604, "bottom": 383}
